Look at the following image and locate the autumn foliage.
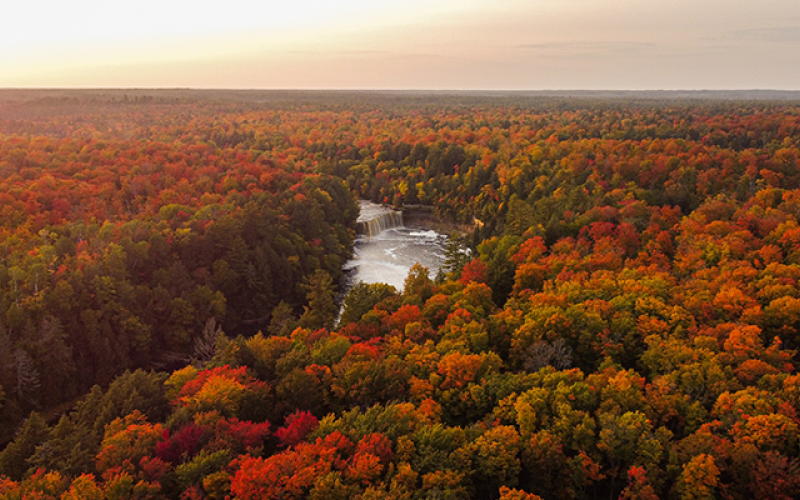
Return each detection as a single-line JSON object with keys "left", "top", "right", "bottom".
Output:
{"left": 2, "top": 92, "right": 800, "bottom": 499}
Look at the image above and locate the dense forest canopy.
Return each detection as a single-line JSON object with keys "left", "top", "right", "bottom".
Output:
{"left": 1, "top": 91, "right": 800, "bottom": 499}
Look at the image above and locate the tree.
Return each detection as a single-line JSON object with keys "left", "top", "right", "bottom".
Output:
{"left": 340, "top": 282, "right": 398, "bottom": 326}
{"left": 597, "top": 411, "right": 665, "bottom": 495}
{"left": 467, "top": 425, "right": 522, "bottom": 495}
{"left": 0, "top": 411, "right": 49, "bottom": 480}
{"left": 498, "top": 486, "right": 544, "bottom": 500}
{"left": 268, "top": 301, "right": 299, "bottom": 337}
{"left": 62, "top": 474, "right": 104, "bottom": 500}
{"left": 176, "top": 365, "right": 270, "bottom": 419}
{"left": 277, "top": 411, "right": 320, "bottom": 448}
{"left": 154, "top": 423, "right": 205, "bottom": 464}
{"left": 299, "top": 270, "right": 338, "bottom": 330}
{"left": 677, "top": 453, "right": 719, "bottom": 500}
{"left": 442, "top": 234, "right": 471, "bottom": 281}
{"left": 618, "top": 466, "right": 659, "bottom": 500}
{"left": 523, "top": 339, "right": 573, "bottom": 372}
{"left": 206, "top": 417, "right": 271, "bottom": 455}
{"left": 194, "top": 316, "right": 223, "bottom": 365}
{"left": 231, "top": 431, "right": 354, "bottom": 500}
{"left": 750, "top": 450, "right": 800, "bottom": 500}
{"left": 520, "top": 430, "right": 572, "bottom": 499}
{"left": 458, "top": 258, "right": 488, "bottom": 285}
{"left": 13, "top": 349, "right": 40, "bottom": 407}
{"left": 95, "top": 411, "right": 164, "bottom": 473}
{"left": 26, "top": 370, "right": 168, "bottom": 477}
{"left": 404, "top": 263, "right": 434, "bottom": 303}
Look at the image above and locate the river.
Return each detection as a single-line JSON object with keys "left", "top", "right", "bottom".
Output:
{"left": 342, "top": 201, "right": 448, "bottom": 292}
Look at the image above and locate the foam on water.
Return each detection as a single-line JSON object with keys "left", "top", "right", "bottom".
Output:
{"left": 408, "top": 230, "right": 439, "bottom": 239}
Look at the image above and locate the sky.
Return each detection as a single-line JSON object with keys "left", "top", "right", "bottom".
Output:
{"left": 1, "top": 0, "right": 799, "bottom": 89}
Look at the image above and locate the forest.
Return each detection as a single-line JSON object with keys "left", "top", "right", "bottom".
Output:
{"left": 1, "top": 91, "right": 800, "bottom": 499}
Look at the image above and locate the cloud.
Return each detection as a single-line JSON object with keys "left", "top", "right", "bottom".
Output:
{"left": 728, "top": 26, "right": 800, "bottom": 43}
{"left": 516, "top": 41, "right": 657, "bottom": 57}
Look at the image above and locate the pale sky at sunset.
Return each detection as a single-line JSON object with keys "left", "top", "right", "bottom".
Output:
{"left": 1, "top": 0, "right": 799, "bottom": 89}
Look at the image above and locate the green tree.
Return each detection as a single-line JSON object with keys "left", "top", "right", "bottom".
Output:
{"left": 442, "top": 233, "right": 471, "bottom": 281}
{"left": 0, "top": 411, "right": 49, "bottom": 480}
{"left": 340, "top": 282, "right": 398, "bottom": 325}
{"left": 299, "top": 270, "right": 338, "bottom": 330}
{"left": 268, "top": 301, "right": 299, "bottom": 337}
{"left": 21, "top": 317, "right": 75, "bottom": 406}
{"left": 27, "top": 370, "right": 169, "bottom": 476}
{"left": 597, "top": 411, "right": 666, "bottom": 496}
{"left": 478, "top": 235, "right": 521, "bottom": 306}
{"left": 404, "top": 263, "right": 433, "bottom": 303}
{"left": 466, "top": 425, "right": 522, "bottom": 496}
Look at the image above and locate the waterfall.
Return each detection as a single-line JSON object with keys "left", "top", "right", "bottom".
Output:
{"left": 357, "top": 210, "right": 403, "bottom": 237}
{"left": 344, "top": 200, "right": 448, "bottom": 292}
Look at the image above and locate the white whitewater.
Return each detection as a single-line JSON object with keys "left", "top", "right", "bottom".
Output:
{"left": 344, "top": 201, "right": 447, "bottom": 291}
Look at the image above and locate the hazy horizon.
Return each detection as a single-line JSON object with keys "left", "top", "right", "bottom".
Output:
{"left": 3, "top": 0, "right": 799, "bottom": 90}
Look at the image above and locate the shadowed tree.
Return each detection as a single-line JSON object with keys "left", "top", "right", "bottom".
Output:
{"left": 299, "top": 270, "right": 338, "bottom": 330}
{"left": 13, "top": 349, "right": 40, "bottom": 407}
{"left": 0, "top": 411, "right": 48, "bottom": 480}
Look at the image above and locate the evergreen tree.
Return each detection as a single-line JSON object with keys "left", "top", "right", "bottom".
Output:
{"left": 13, "top": 349, "right": 40, "bottom": 408}
{"left": 0, "top": 411, "right": 48, "bottom": 480}
{"left": 268, "top": 301, "right": 299, "bottom": 337}
{"left": 299, "top": 270, "right": 338, "bottom": 330}
{"left": 442, "top": 232, "right": 471, "bottom": 281}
